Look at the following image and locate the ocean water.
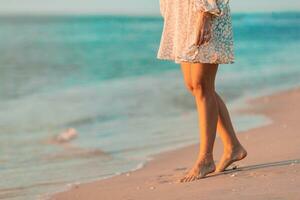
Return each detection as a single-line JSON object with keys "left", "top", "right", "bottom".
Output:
{"left": 0, "top": 12, "right": 299, "bottom": 199}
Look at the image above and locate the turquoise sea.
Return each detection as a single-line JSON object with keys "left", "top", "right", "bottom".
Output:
{"left": 0, "top": 12, "right": 300, "bottom": 199}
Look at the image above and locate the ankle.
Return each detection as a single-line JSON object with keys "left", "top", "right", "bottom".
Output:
{"left": 224, "top": 143, "right": 244, "bottom": 153}
{"left": 197, "top": 152, "right": 214, "bottom": 164}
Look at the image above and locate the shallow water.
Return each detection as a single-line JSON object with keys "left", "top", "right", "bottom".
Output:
{"left": 0, "top": 12, "right": 299, "bottom": 199}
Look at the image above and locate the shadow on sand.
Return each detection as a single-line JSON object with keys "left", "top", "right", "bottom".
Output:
{"left": 208, "top": 158, "right": 300, "bottom": 178}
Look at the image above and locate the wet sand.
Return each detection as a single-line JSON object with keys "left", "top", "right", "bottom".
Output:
{"left": 51, "top": 87, "right": 300, "bottom": 200}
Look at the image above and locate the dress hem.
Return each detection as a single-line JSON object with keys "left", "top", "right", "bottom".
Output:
{"left": 157, "top": 55, "right": 235, "bottom": 65}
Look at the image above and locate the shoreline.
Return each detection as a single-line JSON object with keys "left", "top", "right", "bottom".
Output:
{"left": 50, "top": 86, "right": 300, "bottom": 200}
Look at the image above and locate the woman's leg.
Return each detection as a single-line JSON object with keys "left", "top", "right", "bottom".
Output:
{"left": 180, "top": 62, "right": 194, "bottom": 95}
{"left": 214, "top": 93, "right": 247, "bottom": 172}
{"left": 179, "top": 62, "right": 247, "bottom": 180}
{"left": 180, "top": 62, "right": 218, "bottom": 182}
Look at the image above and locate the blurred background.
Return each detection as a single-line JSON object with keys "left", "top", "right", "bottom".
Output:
{"left": 0, "top": 0, "right": 300, "bottom": 199}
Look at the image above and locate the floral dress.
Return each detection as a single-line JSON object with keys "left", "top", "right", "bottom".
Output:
{"left": 157, "top": 0, "right": 234, "bottom": 64}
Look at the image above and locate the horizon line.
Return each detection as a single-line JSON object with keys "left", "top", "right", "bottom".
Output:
{"left": 0, "top": 10, "right": 299, "bottom": 17}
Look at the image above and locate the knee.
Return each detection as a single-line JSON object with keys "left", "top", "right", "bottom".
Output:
{"left": 185, "top": 84, "right": 194, "bottom": 95}
{"left": 192, "top": 80, "right": 214, "bottom": 97}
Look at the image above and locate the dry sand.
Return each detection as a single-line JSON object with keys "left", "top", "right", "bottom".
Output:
{"left": 51, "top": 87, "right": 300, "bottom": 200}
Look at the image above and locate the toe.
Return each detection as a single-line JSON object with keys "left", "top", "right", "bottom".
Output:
{"left": 180, "top": 175, "right": 188, "bottom": 182}
{"left": 187, "top": 175, "right": 196, "bottom": 182}
{"left": 190, "top": 176, "right": 197, "bottom": 182}
{"left": 186, "top": 175, "right": 193, "bottom": 182}
{"left": 184, "top": 175, "right": 192, "bottom": 182}
{"left": 186, "top": 176, "right": 192, "bottom": 182}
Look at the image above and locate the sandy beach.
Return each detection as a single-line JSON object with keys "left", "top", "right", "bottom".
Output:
{"left": 51, "top": 87, "right": 300, "bottom": 200}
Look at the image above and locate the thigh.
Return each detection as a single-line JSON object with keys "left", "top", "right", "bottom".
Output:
{"left": 190, "top": 63, "right": 218, "bottom": 90}
{"left": 180, "top": 61, "right": 193, "bottom": 87}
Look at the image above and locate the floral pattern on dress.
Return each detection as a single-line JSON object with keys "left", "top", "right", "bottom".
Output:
{"left": 157, "top": 0, "right": 234, "bottom": 64}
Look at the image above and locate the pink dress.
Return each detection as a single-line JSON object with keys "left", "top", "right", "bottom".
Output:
{"left": 157, "top": 0, "right": 234, "bottom": 64}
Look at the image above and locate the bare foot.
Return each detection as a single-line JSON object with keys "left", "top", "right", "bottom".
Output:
{"left": 216, "top": 145, "right": 247, "bottom": 172}
{"left": 178, "top": 158, "right": 216, "bottom": 183}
